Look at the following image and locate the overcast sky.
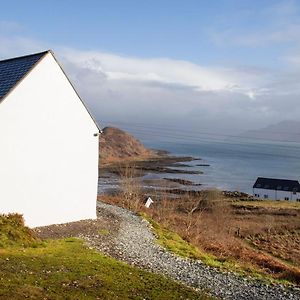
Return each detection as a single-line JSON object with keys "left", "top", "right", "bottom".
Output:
{"left": 1, "top": 0, "right": 300, "bottom": 137}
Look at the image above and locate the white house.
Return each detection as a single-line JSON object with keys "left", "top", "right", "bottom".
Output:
{"left": 253, "top": 177, "right": 300, "bottom": 201}
{"left": 0, "top": 50, "right": 100, "bottom": 227}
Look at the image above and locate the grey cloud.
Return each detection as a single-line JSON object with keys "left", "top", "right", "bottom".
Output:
{"left": 0, "top": 35, "right": 299, "bottom": 136}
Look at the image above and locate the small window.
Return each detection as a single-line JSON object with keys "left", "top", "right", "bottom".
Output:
{"left": 264, "top": 195, "right": 268, "bottom": 199}
{"left": 297, "top": 199, "right": 300, "bottom": 202}
{"left": 284, "top": 197, "right": 289, "bottom": 201}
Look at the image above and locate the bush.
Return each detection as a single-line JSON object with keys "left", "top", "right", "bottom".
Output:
{"left": 0, "top": 213, "right": 39, "bottom": 248}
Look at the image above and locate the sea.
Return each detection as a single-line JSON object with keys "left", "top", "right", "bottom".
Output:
{"left": 98, "top": 137, "right": 300, "bottom": 195}
{"left": 141, "top": 139, "right": 300, "bottom": 194}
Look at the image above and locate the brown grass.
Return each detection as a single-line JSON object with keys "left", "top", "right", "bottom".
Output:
{"left": 100, "top": 188, "right": 300, "bottom": 284}
{"left": 99, "top": 164, "right": 300, "bottom": 284}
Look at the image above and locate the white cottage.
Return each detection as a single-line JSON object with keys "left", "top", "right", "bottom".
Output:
{"left": 0, "top": 50, "right": 100, "bottom": 227}
{"left": 253, "top": 177, "right": 300, "bottom": 201}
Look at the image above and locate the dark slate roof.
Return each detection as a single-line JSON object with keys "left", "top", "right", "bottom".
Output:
{"left": 253, "top": 177, "right": 300, "bottom": 192}
{"left": 0, "top": 51, "right": 48, "bottom": 99}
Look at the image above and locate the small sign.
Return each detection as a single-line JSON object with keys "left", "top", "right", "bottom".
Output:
{"left": 145, "top": 197, "right": 154, "bottom": 208}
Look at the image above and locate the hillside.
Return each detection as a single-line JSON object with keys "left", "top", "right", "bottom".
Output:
{"left": 241, "top": 120, "right": 300, "bottom": 143}
{"left": 99, "top": 127, "right": 156, "bottom": 165}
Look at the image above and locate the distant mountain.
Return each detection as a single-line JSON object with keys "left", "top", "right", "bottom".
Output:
{"left": 241, "top": 121, "right": 300, "bottom": 143}
{"left": 99, "top": 127, "right": 156, "bottom": 165}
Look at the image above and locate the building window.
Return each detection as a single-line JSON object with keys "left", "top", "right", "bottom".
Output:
{"left": 264, "top": 195, "right": 268, "bottom": 199}
{"left": 284, "top": 197, "right": 289, "bottom": 201}
{"left": 297, "top": 199, "right": 300, "bottom": 202}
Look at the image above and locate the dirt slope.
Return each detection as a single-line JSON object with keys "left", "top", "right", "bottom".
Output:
{"left": 99, "top": 127, "right": 156, "bottom": 165}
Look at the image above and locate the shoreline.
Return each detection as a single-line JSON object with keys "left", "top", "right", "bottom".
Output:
{"left": 100, "top": 153, "right": 201, "bottom": 176}
{"left": 98, "top": 150, "right": 252, "bottom": 199}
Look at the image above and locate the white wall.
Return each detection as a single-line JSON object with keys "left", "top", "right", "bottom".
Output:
{"left": 0, "top": 52, "right": 99, "bottom": 227}
{"left": 253, "top": 188, "right": 298, "bottom": 201}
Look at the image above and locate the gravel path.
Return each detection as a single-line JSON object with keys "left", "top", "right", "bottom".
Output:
{"left": 87, "top": 201, "right": 300, "bottom": 300}
{"left": 35, "top": 201, "right": 300, "bottom": 300}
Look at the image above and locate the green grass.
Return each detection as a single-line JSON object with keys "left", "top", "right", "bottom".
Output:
{"left": 98, "top": 229, "right": 110, "bottom": 235}
{"left": 141, "top": 214, "right": 230, "bottom": 267}
{"left": 0, "top": 214, "right": 212, "bottom": 299}
{"left": 141, "top": 214, "right": 203, "bottom": 260}
{"left": 233, "top": 200, "right": 300, "bottom": 210}
{"left": 0, "top": 239, "right": 213, "bottom": 300}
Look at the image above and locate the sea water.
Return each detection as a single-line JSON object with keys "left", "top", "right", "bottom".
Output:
{"left": 142, "top": 139, "right": 300, "bottom": 194}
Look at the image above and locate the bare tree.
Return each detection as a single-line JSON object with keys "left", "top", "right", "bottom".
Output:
{"left": 119, "top": 163, "right": 142, "bottom": 212}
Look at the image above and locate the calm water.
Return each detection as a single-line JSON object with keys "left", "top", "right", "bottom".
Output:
{"left": 142, "top": 139, "right": 300, "bottom": 194}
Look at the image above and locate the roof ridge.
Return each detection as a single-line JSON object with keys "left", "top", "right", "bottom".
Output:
{"left": 0, "top": 50, "right": 50, "bottom": 64}
{"left": 257, "top": 177, "right": 299, "bottom": 182}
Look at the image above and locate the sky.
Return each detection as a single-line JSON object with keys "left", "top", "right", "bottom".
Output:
{"left": 1, "top": 0, "right": 300, "bottom": 136}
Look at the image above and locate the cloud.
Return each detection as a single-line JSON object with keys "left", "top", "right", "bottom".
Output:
{"left": 59, "top": 47, "right": 266, "bottom": 98}
{"left": 1, "top": 32, "right": 300, "bottom": 134}
{"left": 60, "top": 48, "right": 235, "bottom": 91}
{"left": 57, "top": 48, "right": 300, "bottom": 133}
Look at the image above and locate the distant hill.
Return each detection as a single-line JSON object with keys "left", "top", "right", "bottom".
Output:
{"left": 99, "top": 127, "right": 156, "bottom": 165}
{"left": 241, "top": 121, "right": 300, "bottom": 143}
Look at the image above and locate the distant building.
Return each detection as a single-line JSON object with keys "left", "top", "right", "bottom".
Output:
{"left": 253, "top": 177, "right": 300, "bottom": 201}
{"left": 0, "top": 50, "right": 100, "bottom": 227}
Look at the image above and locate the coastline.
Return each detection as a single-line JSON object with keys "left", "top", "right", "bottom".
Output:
{"left": 98, "top": 149, "right": 255, "bottom": 199}
{"left": 100, "top": 151, "right": 202, "bottom": 176}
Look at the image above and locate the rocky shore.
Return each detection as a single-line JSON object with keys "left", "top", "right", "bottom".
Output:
{"left": 101, "top": 154, "right": 202, "bottom": 175}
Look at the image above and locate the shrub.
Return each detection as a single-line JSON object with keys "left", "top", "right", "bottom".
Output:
{"left": 0, "top": 213, "right": 39, "bottom": 248}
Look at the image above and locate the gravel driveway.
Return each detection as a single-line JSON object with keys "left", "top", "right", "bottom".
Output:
{"left": 94, "top": 201, "right": 300, "bottom": 300}
{"left": 36, "top": 201, "right": 300, "bottom": 300}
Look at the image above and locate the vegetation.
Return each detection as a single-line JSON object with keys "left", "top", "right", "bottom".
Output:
{"left": 0, "top": 214, "right": 210, "bottom": 299}
{"left": 100, "top": 166, "right": 300, "bottom": 285}
{"left": 233, "top": 199, "right": 300, "bottom": 210}
{"left": 141, "top": 213, "right": 203, "bottom": 260}
{"left": 0, "top": 213, "right": 40, "bottom": 248}
{"left": 141, "top": 213, "right": 242, "bottom": 271}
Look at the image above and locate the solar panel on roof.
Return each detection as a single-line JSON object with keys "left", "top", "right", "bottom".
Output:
{"left": 0, "top": 52, "right": 47, "bottom": 99}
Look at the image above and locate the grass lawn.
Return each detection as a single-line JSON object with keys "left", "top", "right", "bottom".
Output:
{"left": 0, "top": 215, "right": 211, "bottom": 300}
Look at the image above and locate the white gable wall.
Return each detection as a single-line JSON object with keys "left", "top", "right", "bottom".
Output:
{"left": 253, "top": 188, "right": 299, "bottom": 201}
{"left": 0, "top": 52, "right": 99, "bottom": 227}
